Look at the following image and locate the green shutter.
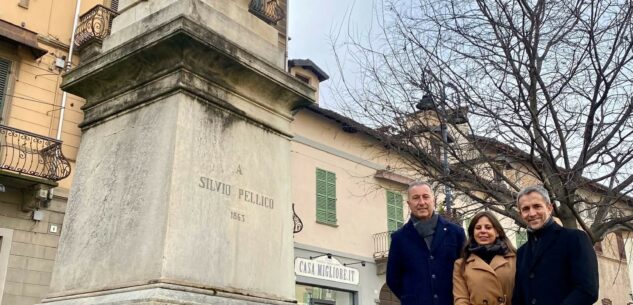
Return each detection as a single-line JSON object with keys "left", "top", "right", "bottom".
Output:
{"left": 387, "top": 190, "right": 404, "bottom": 231}
{"left": 516, "top": 230, "right": 528, "bottom": 248}
{"left": 0, "top": 58, "right": 10, "bottom": 119}
{"left": 316, "top": 168, "right": 336, "bottom": 225}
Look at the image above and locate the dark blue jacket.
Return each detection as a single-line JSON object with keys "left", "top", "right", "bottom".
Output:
{"left": 386, "top": 216, "right": 466, "bottom": 305}
{"left": 512, "top": 222, "right": 599, "bottom": 305}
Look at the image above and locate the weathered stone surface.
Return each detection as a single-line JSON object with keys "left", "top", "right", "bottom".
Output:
{"left": 47, "top": 1, "right": 314, "bottom": 304}
{"left": 107, "top": 0, "right": 283, "bottom": 68}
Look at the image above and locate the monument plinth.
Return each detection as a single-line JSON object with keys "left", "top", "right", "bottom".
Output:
{"left": 41, "top": 1, "right": 314, "bottom": 305}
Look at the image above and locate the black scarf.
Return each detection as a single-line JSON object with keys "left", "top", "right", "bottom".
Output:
{"left": 468, "top": 238, "right": 508, "bottom": 265}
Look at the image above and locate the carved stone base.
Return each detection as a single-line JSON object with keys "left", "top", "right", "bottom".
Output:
{"left": 41, "top": 283, "right": 295, "bottom": 305}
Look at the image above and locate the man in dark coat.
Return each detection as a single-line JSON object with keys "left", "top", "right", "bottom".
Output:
{"left": 513, "top": 185, "right": 599, "bottom": 305}
{"left": 386, "top": 181, "right": 466, "bottom": 305}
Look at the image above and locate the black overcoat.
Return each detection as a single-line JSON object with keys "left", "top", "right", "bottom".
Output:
{"left": 386, "top": 216, "right": 466, "bottom": 305}
{"left": 512, "top": 222, "right": 599, "bottom": 305}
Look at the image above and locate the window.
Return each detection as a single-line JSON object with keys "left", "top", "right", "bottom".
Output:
{"left": 295, "top": 73, "right": 311, "bottom": 85}
{"left": 0, "top": 58, "right": 11, "bottom": 120}
{"left": 316, "top": 168, "right": 336, "bottom": 225}
{"left": 387, "top": 190, "right": 404, "bottom": 231}
{"left": 616, "top": 232, "right": 626, "bottom": 260}
{"left": 516, "top": 229, "right": 528, "bottom": 248}
{"left": 296, "top": 284, "right": 354, "bottom": 305}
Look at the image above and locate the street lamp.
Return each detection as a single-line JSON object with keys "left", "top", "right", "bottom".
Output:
{"left": 418, "top": 93, "right": 453, "bottom": 214}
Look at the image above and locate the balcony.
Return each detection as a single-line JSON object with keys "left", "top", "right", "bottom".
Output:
{"left": 249, "top": 0, "right": 285, "bottom": 25}
{"left": 373, "top": 231, "right": 392, "bottom": 259}
{"left": 0, "top": 125, "right": 71, "bottom": 210}
{"left": 1, "top": 124, "right": 71, "bottom": 181}
{"left": 74, "top": 5, "right": 118, "bottom": 52}
{"left": 373, "top": 231, "right": 392, "bottom": 275}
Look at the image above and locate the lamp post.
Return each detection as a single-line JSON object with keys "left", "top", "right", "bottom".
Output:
{"left": 418, "top": 92, "right": 453, "bottom": 215}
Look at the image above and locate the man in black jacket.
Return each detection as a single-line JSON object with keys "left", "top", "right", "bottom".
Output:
{"left": 512, "top": 185, "right": 599, "bottom": 305}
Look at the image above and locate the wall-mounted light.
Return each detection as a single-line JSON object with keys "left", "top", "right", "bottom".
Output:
{"left": 343, "top": 261, "right": 366, "bottom": 267}
{"left": 309, "top": 253, "right": 332, "bottom": 260}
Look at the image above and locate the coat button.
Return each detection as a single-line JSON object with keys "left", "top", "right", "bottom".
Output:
{"left": 433, "top": 294, "right": 438, "bottom": 299}
{"left": 431, "top": 274, "right": 436, "bottom": 279}
{"left": 529, "top": 273, "right": 535, "bottom": 279}
{"left": 430, "top": 255, "right": 435, "bottom": 260}
{"left": 531, "top": 298, "right": 537, "bottom": 304}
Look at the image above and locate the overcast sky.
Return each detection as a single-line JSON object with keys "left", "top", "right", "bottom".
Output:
{"left": 288, "top": 0, "right": 375, "bottom": 109}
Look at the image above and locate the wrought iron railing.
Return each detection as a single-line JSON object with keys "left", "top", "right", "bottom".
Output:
{"left": 373, "top": 231, "right": 394, "bottom": 258}
{"left": 74, "top": 4, "right": 118, "bottom": 49}
{"left": 0, "top": 125, "right": 71, "bottom": 181}
{"left": 249, "top": 0, "right": 285, "bottom": 25}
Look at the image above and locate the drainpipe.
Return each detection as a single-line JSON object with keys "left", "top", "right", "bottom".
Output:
{"left": 56, "top": 0, "right": 81, "bottom": 140}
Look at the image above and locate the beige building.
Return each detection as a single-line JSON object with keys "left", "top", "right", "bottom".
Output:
{"left": 0, "top": 1, "right": 631, "bottom": 305}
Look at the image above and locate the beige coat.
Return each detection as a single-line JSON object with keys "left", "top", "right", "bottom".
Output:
{"left": 453, "top": 252, "right": 516, "bottom": 305}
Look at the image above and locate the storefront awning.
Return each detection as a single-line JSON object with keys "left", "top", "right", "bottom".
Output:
{"left": 0, "top": 19, "right": 48, "bottom": 59}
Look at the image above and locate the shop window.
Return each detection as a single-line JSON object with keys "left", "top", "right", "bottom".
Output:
{"left": 386, "top": 190, "right": 404, "bottom": 231}
{"left": 316, "top": 168, "right": 336, "bottom": 225}
{"left": 296, "top": 284, "right": 354, "bottom": 305}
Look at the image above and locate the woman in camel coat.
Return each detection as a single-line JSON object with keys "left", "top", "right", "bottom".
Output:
{"left": 453, "top": 211, "right": 516, "bottom": 305}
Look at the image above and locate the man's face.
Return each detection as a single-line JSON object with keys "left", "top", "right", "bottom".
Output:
{"left": 518, "top": 192, "right": 553, "bottom": 230}
{"left": 407, "top": 184, "right": 435, "bottom": 220}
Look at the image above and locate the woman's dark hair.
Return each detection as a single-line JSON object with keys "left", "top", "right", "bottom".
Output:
{"left": 460, "top": 211, "right": 516, "bottom": 273}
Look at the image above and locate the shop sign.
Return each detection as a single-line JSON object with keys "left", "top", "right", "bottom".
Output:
{"left": 295, "top": 257, "right": 359, "bottom": 285}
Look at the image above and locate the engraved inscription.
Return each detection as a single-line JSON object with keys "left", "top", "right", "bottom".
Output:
{"left": 231, "top": 211, "right": 246, "bottom": 222}
{"left": 197, "top": 176, "right": 276, "bottom": 223}
{"left": 199, "top": 176, "right": 231, "bottom": 196}
{"left": 238, "top": 188, "right": 274, "bottom": 209}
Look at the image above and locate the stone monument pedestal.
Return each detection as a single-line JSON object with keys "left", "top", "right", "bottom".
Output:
{"left": 41, "top": 1, "right": 314, "bottom": 305}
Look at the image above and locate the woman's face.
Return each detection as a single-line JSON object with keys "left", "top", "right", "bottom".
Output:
{"left": 473, "top": 216, "right": 499, "bottom": 246}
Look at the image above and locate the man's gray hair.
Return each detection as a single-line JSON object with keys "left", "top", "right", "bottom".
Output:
{"left": 516, "top": 185, "right": 551, "bottom": 204}
{"left": 408, "top": 181, "right": 433, "bottom": 193}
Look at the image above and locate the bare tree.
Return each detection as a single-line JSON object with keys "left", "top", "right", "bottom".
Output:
{"left": 334, "top": 0, "right": 633, "bottom": 241}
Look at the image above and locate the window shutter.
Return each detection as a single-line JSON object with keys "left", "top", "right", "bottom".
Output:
{"left": 387, "top": 190, "right": 404, "bottom": 231}
{"left": 516, "top": 230, "right": 528, "bottom": 248}
{"left": 316, "top": 168, "right": 336, "bottom": 225}
{"left": 0, "top": 58, "right": 10, "bottom": 119}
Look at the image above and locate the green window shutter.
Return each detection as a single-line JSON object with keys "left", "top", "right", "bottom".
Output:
{"left": 516, "top": 230, "right": 528, "bottom": 248}
{"left": 316, "top": 168, "right": 336, "bottom": 225}
{"left": 0, "top": 58, "right": 10, "bottom": 119}
{"left": 387, "top": 190, "right": 404, "bottom": 231}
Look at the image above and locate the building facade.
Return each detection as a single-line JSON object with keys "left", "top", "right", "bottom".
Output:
{"left": 0, "top": 1, "right": 631, "bottom": 305}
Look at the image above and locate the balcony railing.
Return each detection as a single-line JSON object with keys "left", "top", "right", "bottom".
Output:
{"left": 0, "top": 125, "right": 71, "bottom": 181}
{"left": 249, "top": 0, "right": 285, "bottom": 25}
{"left": 74, "top": 4, "right": 118, "bottom": 49}
{"left": 373, "top": 231, "right": 393, "bottom": 258}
